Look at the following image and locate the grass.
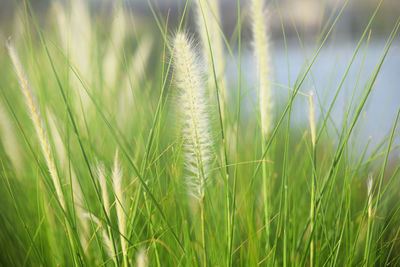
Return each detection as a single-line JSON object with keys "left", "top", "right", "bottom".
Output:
{"left": 0, "top": 0, "right": 400, "bottom": 266}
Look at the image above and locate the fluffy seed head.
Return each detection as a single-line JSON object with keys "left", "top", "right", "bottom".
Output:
{"left": 251, "top": 0, "right": 273, "bottom": 137}
{"left": 0, "top": 102, "right": 22, "bottom": 174}
{"left": 97, "top": 163, "right": 110, "bottom": 217}
{"left": 135, "top": 247, "right": 148, "bottom": 267}
{"left": 173, "top": 33, "right": 214, "bottom": 199}
{"left": 53, "top": 0, "right": 93, "bottom": 113}
{"left": 308, "top": 91, "right": 316, "bottom": 147}
{"left": 367, "top": 174, "right": 373, "bottom": 218}
{"left": 7, "top": 42, "right": 66, "bottom": 210}
{"left": 102, "top": 4, "right": 127, "bottom": 89}
{"left": 112, "top": 150, "right": 127, "bottom": 261}
{"left": 83, "top": 213, "right": 114, "bottom": 257}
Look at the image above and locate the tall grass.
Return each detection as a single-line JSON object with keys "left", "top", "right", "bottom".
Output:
{"left": 250, "top": 0, "right": 273, "bottom": 260}
{"left": 0, "top": 0, "right": 399, "bottom": 266}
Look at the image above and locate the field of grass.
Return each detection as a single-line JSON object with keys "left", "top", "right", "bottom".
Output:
{"left": 0, "top": 0, "right": 400, "bottom": 266}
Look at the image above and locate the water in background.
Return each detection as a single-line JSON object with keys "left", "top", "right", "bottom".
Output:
{"left": 228, "top": 39, "right": 400, "bottom": 155}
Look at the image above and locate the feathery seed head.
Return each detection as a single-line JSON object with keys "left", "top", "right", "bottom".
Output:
{"left": 83, "top": 213, "right": 114, "bottom": 257}
{"left": 136, "top": 247, "right": 148, "bottom": 267}
{"left": 7, "top": 42, "right": 66, "bottom": 210}
{"left": 97, "top": 163, "right": 110, "bottom": 217}
{"left": 102, "top": 5, "right": 128, "bottom": 88}
{"left": 53, "top": 0, "right": 93, "bottom": 113}
{"left": 0, "top": 102, "right": 22, "bottom": 173}
{"left": 251, "top": 0, "right": 273, "bottom": 137}
{"left": 367, "top": 174, "right": 373, "bottom": 218}
{"left": 112, "top": 149, "right": 127, "bottom": 261}
{"left": 173, "top": 32, "right": 214, "bottom": 199}
{"left": 308, "top": 91, "right": 316, "bottom": 148}
{"left": 112, "top": 150, "right": 123, "bottom": 197}
{"left": 367, "top": 174, "right": 373, "bottom": 197}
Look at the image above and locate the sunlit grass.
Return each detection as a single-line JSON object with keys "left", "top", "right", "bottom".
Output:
{"left": 0, "top": 0, "right": 399, "bottom": 266}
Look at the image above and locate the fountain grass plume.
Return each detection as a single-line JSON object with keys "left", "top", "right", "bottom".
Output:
{"left": 82, "top": 212, "right": 114, "bottom": 258}
{"left": 102, "top": 4, "right": 128, "bottom": 89}
{"left": 54, "top": 0, "right": 92, "bottom": 78}
{"left": 0, "top": 101, "right": 23, "bottom": 174}
{"left": 173, "top": 32, "right": 213, "bottom": 266}
{"left": 135, "top": 247, "right": 148, "bottom": 267}
{"left": 97, "top": 162, "right": 119, "bottom": 265}
{"left": 308, "top": 91, "right": 316, "bottom": 148}
{"left": 364, "top": 173, "right": 375, "bottom": 266}
{"left": 97, "top": 163, "right": 110, "bottom": 217}
{"left": 173, "top": 32, "right": 214, "bottom": 199}
{"left": 251, "top": 0, "right": 273, "bottom": 137}
{"left": 112, "top": 150, "right": 128, "bottom": 266}
{"left": 53, "top": 0, "right": 93, "bottom": 115}
{"left": 6, "top": 42, "right": 66, "bottom": 210}
{"left": 251, "top": 0, "right": 273, "bottom": 254}
{"left": 367, "top": 174, "right": 373, "bottom": 218}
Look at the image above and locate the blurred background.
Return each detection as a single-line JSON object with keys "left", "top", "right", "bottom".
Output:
{"left": 1, "top": 0, "right": 399, "bottom": 38}
{"left": 0, "top": 0, "right": 399, "bottom": 153}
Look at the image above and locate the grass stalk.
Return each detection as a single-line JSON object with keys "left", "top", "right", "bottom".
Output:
{"left": 6, "top": 42, "right": 66, "bottom": 211}
{"left": 250, "top": 0, "right": 273, "bottom": 255}
{"left": 308, "top": 92, "right": 316, "bottom": 267}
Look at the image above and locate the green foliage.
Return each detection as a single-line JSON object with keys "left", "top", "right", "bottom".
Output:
{"left": 0, "top": 0, "right": 399, "bottom": 266}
